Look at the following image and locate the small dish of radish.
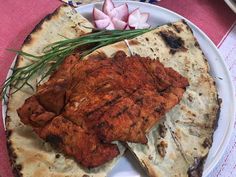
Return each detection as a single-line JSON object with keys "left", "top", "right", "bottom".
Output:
{"left": 93, "top": 0, "right": 150, "bottom": 30}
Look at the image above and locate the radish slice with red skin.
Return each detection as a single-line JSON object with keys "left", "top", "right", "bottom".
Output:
{"left": 102, "top": 0, "right": 115, "bottom": 15}
{"left": 128, "top": 8, "right": 150, "bottom": 29}
{"left": 109, "top": 3, "right": 129, "bottom": 22}
{"left": 94, "top": 19, "right": 111, "bottom": 29}
{"left": 112, "top": 18, "right": 127, "bottom": 30}
{"left": 106, "top": 22, "right": 115, "bottom": 30}
{"left": 128, "top": 8, "right": 140, "bottom": 28}
{"left": 94, "top": 0, "right": 150, "bottom": 30}
{"left": 93, "top": 8, "right": 109, "bottom": 20}
{"left": 125, "top": 25, "right": 130, "bottom": 30}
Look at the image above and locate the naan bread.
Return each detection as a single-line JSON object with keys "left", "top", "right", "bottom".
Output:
{"left": 6, "top": 5, "right": 125, "bottom": 177}
{"left": 86, "top": 20, "right": 220, "bottom": 177}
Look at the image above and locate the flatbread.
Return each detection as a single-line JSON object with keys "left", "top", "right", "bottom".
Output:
{"left": 6, "top": 5, "right": 125, "bottom": 177}
{"left": 86, "top": 20, "right": 220, "bottom": 177}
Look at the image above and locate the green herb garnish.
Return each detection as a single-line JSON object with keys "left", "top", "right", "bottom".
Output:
{"left": 1, "top": 29, "right": 152, "bottom": 101}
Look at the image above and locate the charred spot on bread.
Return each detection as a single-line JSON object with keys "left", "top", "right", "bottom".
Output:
{"left": 159, "top": 31, "right": 184, "bottom": 49}
{"left": 157, "top": 141, "right": 168, "bottom": 158}
{"left": 159, "top": 123, "right": 167, "bottom": 138}
{"left": 7, "top": 130, "right": 23, "bottom": 177}
{"left": 187, "top": 157, "right": 206, "bottom": 177}
{"left": 172, "top": 24, "right": 184, "bottom": 33}
{"left": 82, "top": 175, "right": 90, "bottom": 177}
{"left": 45, "top": 134, "right": 63, "bottom": 146}
{"left": 159, "top": 30, "right": 187, "bottom": 54}
{"left": 24, "top": 5, "right": 66, "bottom": 46}
{"left": 202, "top": 138, "right": 212, "bottom": 148}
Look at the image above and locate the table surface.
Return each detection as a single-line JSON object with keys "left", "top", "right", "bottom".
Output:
{"left": 0, "top": 0, "right": 236, "bottom": 177}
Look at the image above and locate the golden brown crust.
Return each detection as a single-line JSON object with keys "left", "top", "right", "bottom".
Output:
{"left": 15, "top": 4, "right": 65, "bottom": 69}
{"left": 24, "top": 5, "right": 66, "bottom": 46}
{"left": 7, "top": 130, "right": 23, "bottom": 177}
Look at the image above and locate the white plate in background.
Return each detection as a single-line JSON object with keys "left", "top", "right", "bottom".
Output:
{"left": 225, "top": 0, "right": 236, "bottom": 13}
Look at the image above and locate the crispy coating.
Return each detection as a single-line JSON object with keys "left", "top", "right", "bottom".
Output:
{"left": 18, "top": 55, "right": 120, "bottom": 168}
{"left": 17, "top": 51, "right": 188, "bottom": 167}
{"left": 84, "top": 53, "right": 188, "bottom": 143}
{"left": 39, "top": 116, "right": 119, "bottom": 168}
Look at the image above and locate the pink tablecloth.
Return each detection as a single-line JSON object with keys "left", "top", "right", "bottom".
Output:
{"left": 0, "top": 0, "right": 236, "bottom": 177}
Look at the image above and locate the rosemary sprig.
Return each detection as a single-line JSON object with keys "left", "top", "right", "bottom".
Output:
{"left": 1, "top": 28, "right": 152, "bottom": 101}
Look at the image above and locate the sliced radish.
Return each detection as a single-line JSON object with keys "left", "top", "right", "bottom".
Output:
{"left": 106, "top": 22, "right": 115, "bottom": 30}
{"left": 102, "top": 0, "right": 115, "bottom": 15}
{"left": 138, "top": 22, "right": 150, "bottom": 29}
{"left": 128, "top": 8, "right": 150, "bottom": 29}
{"left": 125, "top": 25, "right": 130, "bottom": 30}
{"left": 93, "top": 0, "right": 150, "bottom": 30}
{"left": 93, "top": 8, "right": 109, "bottom": 20}
{"left": 94, "top": 19, "right": 111, "bottom": 29}
{"left": 112, "top": 18, "right": 127, "bottom": 30}
{"left": 109, "top": 3, "right": 129, "bottom": 22}
{"left": 140, "top": 13, "right": 149, "bottom": 23}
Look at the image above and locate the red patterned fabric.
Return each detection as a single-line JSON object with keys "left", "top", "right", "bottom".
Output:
{"left": 158, "top": 0, "right": 236, "bottom": 44}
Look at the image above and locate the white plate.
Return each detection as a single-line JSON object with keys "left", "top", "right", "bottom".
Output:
{"left": 225, "top": 0, "right": 236, "bottom": 13}
{"left": 75, "top": 1, "right": 236, "bottom": 177}
{"left": 2, "top": 1, "right": 235, "bottom": 177}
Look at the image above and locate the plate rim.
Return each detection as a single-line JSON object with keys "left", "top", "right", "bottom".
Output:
{"left": 2, "top": 1, "right": 235, "bottom": 177}
{"left": 224, "top": 0, "right": 236, "bottom": 13}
